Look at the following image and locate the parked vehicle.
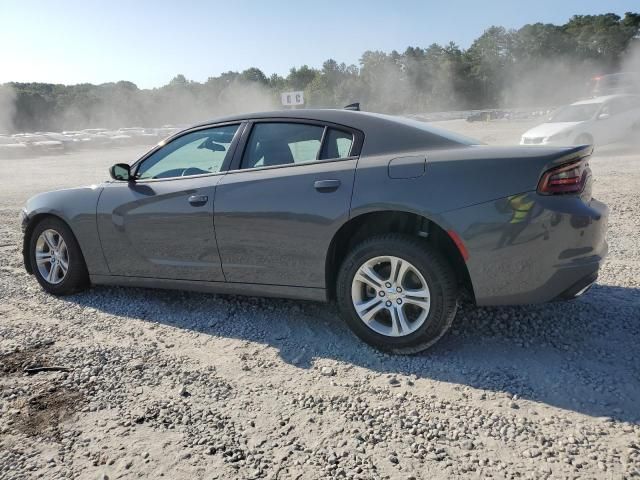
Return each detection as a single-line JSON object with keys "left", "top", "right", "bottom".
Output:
{"left": 466, "top": 110, "right": 506, "bottom": 122}
{"left": 589, "top": 72, "right": 640, "bottom": 97}
{"left": 118, "top": 127, "right": 160, "bottom": 144}
{"left": 520, "top": 95, "right": 640, "bottom": 146}
{"left": 102, "top": 130, "right": 135, "bottom": 145}
{"left": 81, "top": 128, "right": 109, "bottom": 135}
{"left": 39, "top": 132, "right": 80, "bottom": 149}
{"left": 20, "top": 109, "right": 608, "bottom": 353}
{"left": 0, "top": 135, "right": 30, "bottom": 157}
{"left": 13, "top": 134, "right": 65, "bottom": 153}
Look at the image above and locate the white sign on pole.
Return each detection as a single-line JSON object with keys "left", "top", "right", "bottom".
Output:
{"left": 281, "top": 91, "right": 304, "bottom": 106}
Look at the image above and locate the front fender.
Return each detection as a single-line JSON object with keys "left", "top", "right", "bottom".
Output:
{"left": 22, "top": 185, "right": 108, "bottom": 276}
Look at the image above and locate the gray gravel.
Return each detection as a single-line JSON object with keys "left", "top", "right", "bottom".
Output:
{"left": 0, "top": 127, "right": 639, "bottom": 479}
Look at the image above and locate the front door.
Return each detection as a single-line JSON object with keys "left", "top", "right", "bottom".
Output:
{"left": 214, "top": 121, "right": 361, "bottom": 288}
{"left": 97, "top": 123, "right": 242, "bottom": 281}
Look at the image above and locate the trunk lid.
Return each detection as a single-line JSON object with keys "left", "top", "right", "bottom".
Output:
{"left": 424, "top": 144, "right": 593, "bottom": 213}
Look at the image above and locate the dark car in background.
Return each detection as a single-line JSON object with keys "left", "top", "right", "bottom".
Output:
{"left": 20, "top": 109, "right": 608, "bottom": 353}
{"left": 589, "top": 72, "right": 640, "bottom": 97}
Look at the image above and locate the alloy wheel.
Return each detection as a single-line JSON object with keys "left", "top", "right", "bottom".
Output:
{"left": 351, "top": 255, "right": 431, "bottom": 337}
{"left": 35, "top": 229, "right": 69, "bottom": 285}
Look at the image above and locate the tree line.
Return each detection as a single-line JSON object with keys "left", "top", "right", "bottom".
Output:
{"left": 2, "top": 12, "right": 639, "bottom": 133}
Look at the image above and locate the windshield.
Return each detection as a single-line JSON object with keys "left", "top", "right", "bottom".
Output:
{"left": 549, "top": 104, "right": 600, "bottom": 122}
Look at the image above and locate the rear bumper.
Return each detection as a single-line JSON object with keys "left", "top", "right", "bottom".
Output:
{"left": 443, "top": 194, "right": 608, "bottom": 306}
{"left": 553, "top": 270, "right": 598, "bottom": 301}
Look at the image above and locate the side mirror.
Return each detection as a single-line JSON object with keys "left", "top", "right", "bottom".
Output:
{"left": 109, "top": 163, "right": 132, "bottom": 181}
{"left": 598, "top": 113, "right": 610, "bottom": 121}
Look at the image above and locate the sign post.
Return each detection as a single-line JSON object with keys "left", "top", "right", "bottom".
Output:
{"left": 281, "top": 91, "right": 304, "bottom": 109}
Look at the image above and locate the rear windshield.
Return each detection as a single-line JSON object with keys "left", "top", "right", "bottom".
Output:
{"left": 372, "top": 113, "right": 481, "bottom": 146}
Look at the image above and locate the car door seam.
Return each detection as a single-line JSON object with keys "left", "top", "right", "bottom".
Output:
{"left": 212, "top": 174, "right": 228, "bottom": 282}
{"left": 94, "top": 186, "right": 113, "bottom": 274}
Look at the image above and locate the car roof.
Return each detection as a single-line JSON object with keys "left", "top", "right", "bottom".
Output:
{"left": 191, "top": 109, "right": 480, "bottom": 155}
{"left": 193, "top": 108, "right": 391, "bottom": 128}
{"left": 572, "top": 94, "right": 639, "bottom": 105}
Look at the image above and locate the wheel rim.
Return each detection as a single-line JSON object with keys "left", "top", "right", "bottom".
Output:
{"left": 35, "top": 229, "right": 69, "bottom": 285}
{"left": 351, "top": 255, "right": 431, "bottom": 337}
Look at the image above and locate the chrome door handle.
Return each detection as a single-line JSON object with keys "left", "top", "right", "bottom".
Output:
{"left": 188, "top": 194, "right": 208, "bottom": 206}
{"left": 314, "top": 179, "right": 341, "bottom": 192}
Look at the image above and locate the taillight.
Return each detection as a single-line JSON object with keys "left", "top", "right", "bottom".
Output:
{"left": 537, "top": 159, "right": 589, "bottom": 195}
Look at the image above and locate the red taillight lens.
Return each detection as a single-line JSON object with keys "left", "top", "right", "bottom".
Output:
{"left": 537, "top": 159, "right": 589, "bottom": 195}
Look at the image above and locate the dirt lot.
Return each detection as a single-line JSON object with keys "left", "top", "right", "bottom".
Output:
{"left": 1, "top": 120, "right": 639, "bottom": 479}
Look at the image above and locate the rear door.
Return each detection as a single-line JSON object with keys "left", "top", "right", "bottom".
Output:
{"left": 214, "top": 120, "right": 363, "bottom": 288}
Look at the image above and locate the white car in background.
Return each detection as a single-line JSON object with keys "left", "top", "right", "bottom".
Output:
{"left": 520, "top": 95, "right": 640, "bottom": 146}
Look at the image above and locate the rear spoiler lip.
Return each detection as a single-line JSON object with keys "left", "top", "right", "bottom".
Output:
{"left": 545, "top": 144, "right": 593, "bottom": 169}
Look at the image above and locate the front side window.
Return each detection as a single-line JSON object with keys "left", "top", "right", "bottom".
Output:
{"left": 549, "top": 104, "right": 600, "bottom": 123}
{"left": 609, "top": 97, "right": 637, "bottom": 115}
{"left": 136, "top": 124, "right": 239, "bottom": 179}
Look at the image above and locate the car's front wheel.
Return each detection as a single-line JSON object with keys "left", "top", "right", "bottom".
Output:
{"left": 29, "top": 217, "right": 89, "bottom": 295}
{"left": 336, "top": 234, "right": 458, "bottom": 354}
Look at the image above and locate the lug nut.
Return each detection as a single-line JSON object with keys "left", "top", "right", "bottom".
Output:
{"left": 379, "top": 291, "right": 385, "bottom": 297}
{"left": 385, "top": 282, "right": 392, "bottom": 288}
{"left": 385, "top": 300, "right": 392, "bottom": 307}
{"left": 396, "top": 298, "right": 403, "bottom": 304}
{"left": 396, "top": 287, "right": 402, "bottom": 293}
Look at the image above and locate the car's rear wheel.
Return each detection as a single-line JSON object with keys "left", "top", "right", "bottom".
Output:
{"left": 336, "top": 234, "right": 458, "bottom": 354}
{"left": 29, "top": 217, "right": 89, "bottom": 295}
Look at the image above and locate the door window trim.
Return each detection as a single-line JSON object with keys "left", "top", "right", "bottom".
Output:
{"left": 115, "top": 121, "right": 247, "bottom": 183}
{"left": 228, "top": 118, "right": 364, "bottom": 173}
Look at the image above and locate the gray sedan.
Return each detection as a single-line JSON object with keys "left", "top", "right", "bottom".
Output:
{"left": 20, "top": 109, "right": 608, "bottom": 353}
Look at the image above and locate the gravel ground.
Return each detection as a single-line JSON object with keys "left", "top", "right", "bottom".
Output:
{"left": 1, "top": 123, "right": 639, "bottom": 480}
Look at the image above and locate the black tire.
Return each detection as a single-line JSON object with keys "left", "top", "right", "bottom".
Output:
{"left": 574, "top": 133, "right": 593, "bottom": 146}
{"left": 28, "top": 217, "right": 89, "bottom": 295}
{"left": 336, "top": 234, "right": 458, "bottom": 354}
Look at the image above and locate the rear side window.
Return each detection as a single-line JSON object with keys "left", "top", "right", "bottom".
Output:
{"left": 241, "top": 123, "right": 324, "bottom": 169}
{"left": 241, "top": 123, "right": 357, "bottom": 169}
{"left": 320, "top": 129, "right": 353, "bottom": 159}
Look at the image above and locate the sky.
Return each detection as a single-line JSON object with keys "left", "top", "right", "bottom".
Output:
{"left": 1, "top": 0, "right": 638, "bottom": 88}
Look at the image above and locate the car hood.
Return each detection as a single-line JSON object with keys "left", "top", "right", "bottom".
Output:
{"left": 522, "top": 122, "right": 583, "bottom": 139}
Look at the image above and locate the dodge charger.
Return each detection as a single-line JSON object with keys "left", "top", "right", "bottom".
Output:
{"left": 21, "top": 109, "right": 608, "bottom": 353}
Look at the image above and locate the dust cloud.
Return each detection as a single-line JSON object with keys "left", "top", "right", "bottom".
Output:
{"left": 1, "top": 78, "right": 278, "bottom": 133}
{"left": 507, "top": 44, "right": 640, "bottom": 109}
{"left": 0, "top": 85, "right": 17, "bottom": 134}
{"left": 1, "top": 45, "right": 639, "bottom": 135}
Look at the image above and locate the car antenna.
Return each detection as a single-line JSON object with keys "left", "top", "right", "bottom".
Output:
{"left": 344, "top": 103, "right": 360, "bottom": 111}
